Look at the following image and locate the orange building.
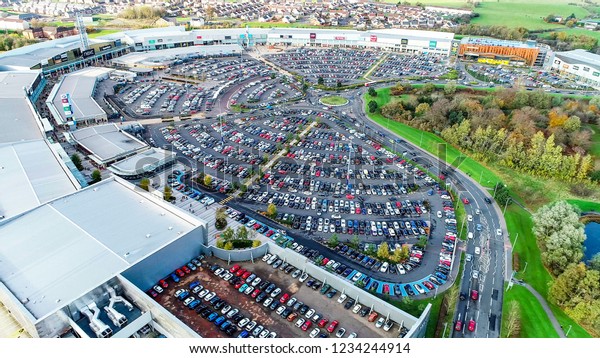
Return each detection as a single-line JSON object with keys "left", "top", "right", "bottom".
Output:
{"left": 458, "top": 37, "right": 548, "bottom": 66}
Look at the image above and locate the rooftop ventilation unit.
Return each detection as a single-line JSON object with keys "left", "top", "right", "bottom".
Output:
{"left": 103, "top": 286, "right": 133, "bottom": 328}
{"left": 80, "top": 303, "right": 113, "bottom": 338}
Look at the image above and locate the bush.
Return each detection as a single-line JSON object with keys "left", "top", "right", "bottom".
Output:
{"left": 215, "top": 217, "right": 227, "bottom": 230}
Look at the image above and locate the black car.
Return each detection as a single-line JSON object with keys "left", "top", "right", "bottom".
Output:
{"left": 326, "top": 289, "right": 338, "bottom": 299}
{"left": 210, "top": 296, "right": 221, "bottom": 306}
{"left": 214, "top": 300, "right": 227, "bottom": 310}
{"left": 232, "top": 314, "right": 245, "bottom": 323}
{"left": 404, "top": 284, "right": 415, "bottom": 296}
{"left": 225, "top": 325, "right": 238, "bottom": 337}
{"left": 210, "top": 264, "right": 221, "bottom": 272}
{"left": 259, "top": 281, "right": 271, "bottom": 291}
{"left": 195, "top": 304, "right": 208, "bottom": 313}
{"left": 484, "top": 197, "right": 492, "bottom": 204}
{"left": 306, "top": 279, "right": 315, "bottom": 288}
{"left": 359, "top": 307, "right": 370, "bottom": 317}
{"left": 265, "top": 283, "right": 276, "bottom": 294}
{"left": 256, "top": 292, "right": 268, "bottom": 303}
{"left": 201, "top": 309, "right": 214, "bottom": 318}
{"left": 311, "top": 281, "right": 322, "bottom": 290}
{"left": 282, "top": 307, "right": 293, "bottom": 318}
{"left": 344, "top": 298, "right": 355, "bottom": 310}
{"left": 299, "top": 305, "right": 309, "bottom": 315}
{"left": 269, "top": 301, "right": 280, "bottom": 311}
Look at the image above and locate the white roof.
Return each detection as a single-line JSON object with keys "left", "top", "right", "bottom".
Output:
{"left": 109, "top": 147, "right": 175, "bottom": 176}
{"left": 111, "top": 44, "right": 242, "bottom": 68}
{"left": 0, "top": 178, "right": 201, "bottom": 319}
{"left": 555, "top": 49, "right": 600, "bottom": 70}
{"left": 0, "top": 71, "right": 42, "bottom": 144}
{"left": 49, "top": 67, "right": 111, "bottom": 125}
{"left": 71, "top": 123, "right": 148, "bottom": 164}
{"left": 0, "top": 36, "right": 81, "bottom": 71}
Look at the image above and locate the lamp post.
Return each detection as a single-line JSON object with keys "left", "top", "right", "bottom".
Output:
{"left": 503, "top": 197, "right": 512, "bottom": 216}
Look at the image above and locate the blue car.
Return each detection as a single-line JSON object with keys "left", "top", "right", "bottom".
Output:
{"left": 170, "top": 273, "right": 180, "bottom": 283}
{"left": 188, "top": 300, "right": 201, "bottom": 310}
{"left": 207, "top": 313, "right": 218, "bottom": 322}
{"left": 435, "top": 272, "right": 448, "bottom": 280}
{"left": 220, "top": 321, "right": 231, "bottom": 331}
{"left": 237, "top": 330, "right": 250, "bottom": 338}
{"left": 239, "top": 283, "right": 249, "bottom": 293}
{"left": 214, "top": 316, "right": 226, "bottom": 326}
{"left": 189, "top": 281, "right": 200, "bottom": 290}
{"left": 177, "top": 291, "right": 189, "bottom": 300}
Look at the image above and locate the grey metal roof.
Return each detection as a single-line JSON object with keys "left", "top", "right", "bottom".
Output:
{"left": 0, "top": 141, "right": 78, "bottom": 219}
{"left": 109, "top": 147, "right": 175, "bottom": 176}
{"left": 0, "top": 71, "right": 42, "bottom": 144}
{"left": 71, "top": 124, "right": 148, "bottom": 163}
{"left": 0, "top": 37, "right": 81, "bottom": 71}
{"left": 112, "top": 45, "right": 243, "bottom": 67}
{"left": 50, "top": 68, "right": 110, "bottom": 124}
{"left": 0, "top": 178, "right": 200, "bottom": 319}
{"left": 555, "top": 49, "right": 600, "bottom": 71}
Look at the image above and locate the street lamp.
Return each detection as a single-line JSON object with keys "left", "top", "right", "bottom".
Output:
{"left": 502, "top": 197, "right": 512, "bottom": 215}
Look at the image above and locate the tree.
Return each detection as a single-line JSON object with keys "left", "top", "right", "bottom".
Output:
{"left": 493, "top": 182, "right": 511, "bottom": 206}
{"left": 415, "top": 102, "right": 430, "bottom": 116}
{"left": 377, "top": 242, "right": 390, "bottom": 259}
{"left": 549, "top": 263, "right": 600, "bottom": 307}
{"left": 337, "top": 80, "right": 342, "bottom": 89}
{"left": 328, "top": 233, "right": 339, "bottom": 248}
{"left": 224, "top": 241, "right": 234, "bottom": 250}
{"left": 350, "top": 235, "right": 360, "bottom": 249}
{"left": 418, "top": 235, "right": 428, "bottom": 249}
{"left": 504, "top": 301, "right": 522, "bottom": 337}
{"left": 204, "top": 175, "right": 213, "bottom": 187}
{"left": 205, "top": 6, "right": 216, "bottom": 20}
{"left": 90, "top": 170, "right": 102, "bottom": 184}
{"left": 139, "top": 178, "right": 150, "bottom": 191}
{"left": 368, "top": 87, "right": 377, "bottom": 97}
{"left": 71, "top": 153, "right": 84, "bottom": 171}
{"left": 163, "top": 185, "right": 172, "bottom": 201}
{"left": 236, "top": 225, "right": 249, "bottom": 241}
{"left": 589, "top": 253, "right": 600, "bottom": 271}
{"left": 267, "top": 203, "right": 277, "bottom": 218}
{"left": 444, "top": 80, "right": 457, "bottom": 96}
{"left": 390, "top": 82, "right": 405, "bottom": 96}
{"left": 532, "top": 201, "right": 585, "bottom": 275}
{"left": 252, "top": 240, "right": 261, "bottom": 248}
{"left": 368, "top": 100, "right": 378, "bottom": 113}
{"left": 221, "top": 227, "right": 235, "bottom": 242}
{"left": 215, "top": 217, "right": 227, "bottom": 230}
{"left": 420, "top": 82, "right": 436, "bottom": 95}
{"left": 317, "top": 76, "right": 324, "bottom": 85}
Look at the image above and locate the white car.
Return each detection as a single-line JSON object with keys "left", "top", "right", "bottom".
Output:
{"left": 153, "top": 285, "right": 164, "bottom": 294}
{"left": 383, "top": 320, "right": 394, "bottom": 332}
{"left": 292, "top": 269, "right": 302, "bottom": 278}
{"left": 238, "top": 318, "right": 250, "bottom": 328}
{"left": 352, "top": 304, "right": 362, "bottom": 314}
{"left": 467, "top": 215, "right": 473, "bottom": 222}
{"left": 474, "top": 247, "right": 481, "bottom": 255}
{"left": 348, "top": 332, "right": 357, "bottom": 338}
{"left": 270, "top": 288, "right": 282, "bottom": 298}
{"left": 472, "top": 270, "right": 480, "bottom": 279}
{"left": 299, "top": 273, "right": 309, "bottom": 282}
{"left": 295, "top": 318, "right": 306, "bottom": 328}
{"left": 263, "top": 297, "right": 273, "bottom": 307}
{"left": 197, "top": 289, "right": 209, "bottom": 299}
{"left": 227, "top": 308, "right": 239, "bottom": 318}
{"left": 221, "top": 305, "right": 232, "bottom": 314}
{"left": 183, "top": 296, "right": 195, "bottom": 306}
{"left": 309, "top": 328, "right": 320, "bottom": 338}
{"left": 337, "top": 294, "right": 347, "bottom": 304}
{"left": 276, "top": 306, "right": 286, "bottom": 315}
{"left": 336, "top": 328, "right": 346, "bottom": 338}
{"left": 262, "top": 254, "right": 272, "bottom": 262}
{"left": 252, "top": 277, "right": 262, "bottom": 286}
{"left": 375, "top": 317, "right": 385, "bottom": 328}
{"left": 437, "top": 211, "right": 443, "bottom": 218}
{"left": 259, "top": 329, "right": 270, "bottom": 338}
{"left": 203, "top": 291, "right": 216, "bottom": 301}
{"left": 496, "top": 228, "right": 503, "bottom": 236}
{"left": 305, "top": 309, "right": 315, "bottom": 319}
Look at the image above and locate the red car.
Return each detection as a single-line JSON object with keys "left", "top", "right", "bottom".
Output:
{"left": 468, "top": 320, "right": 476, "bottom": 332}
{"left": 251, "top": 289, "right": 261, "bottom": 298}
{"left": 266, "top": 230, "right": 274, "bottom": 237}
{"left": 318, "top": 318, "right": 329, "bottom": 328}
{"left": 455, "top": 320, "right": 463, "bottom": 331}
{"left": 159, "top": 279, "right": 168, "bottom": 288}
{"left": 326, "top": 320, "right": 339, "bottom": 333}
{"left": 280, "top": 293, "right": 290, "bottom": 303}
{"left": 235, "top": 269, "right": 247, "bottom": 277}
{"left": 423, "top": 281, "right": 434, "bottom": 290}
{"left": 175, "top": 269, "right": 185, "bottom": 277}
{"left": 181, "top": 266, "right": 191, "bottom": 274}
{"left": 242, "top": 271, "right": 252, "bottom": 279}
{"left": 383, "top": 284, "right": 390, "bottom": 295}
{"left": 234, "top": 282, "right": 244, "bottom": 289}
{"left": 471, "top": 290, "right": 479, "bottom": 301}
{"left": 230, "top": 264, "right": 240, "bottom": 273}
{"left": 147, "top": 289, "right": 158, "bottom": 298}
{"left": 462, "top": 197, "right": 470, "bottom": 204}
{"left": 301, "top": 320, "right": 312, "bottom": 331}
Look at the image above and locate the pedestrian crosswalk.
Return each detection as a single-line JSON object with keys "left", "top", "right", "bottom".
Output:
{"left": 219, "top": 196, "right": 234, "bottom": 205}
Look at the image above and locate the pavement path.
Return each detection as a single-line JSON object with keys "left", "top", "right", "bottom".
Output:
{"left": 519, "top": 282, "right": 565, "bottom": 338}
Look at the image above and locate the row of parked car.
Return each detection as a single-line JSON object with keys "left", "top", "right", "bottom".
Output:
{"left": 147, "top": 255, "right": 205, "bottom": 298}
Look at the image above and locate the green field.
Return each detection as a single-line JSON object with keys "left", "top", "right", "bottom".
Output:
{"left": 88, "top": 29, "right": 120, "bottom": 38}
{"left": 540, "top": 27, "right": 600, "bottom": 42}
{"left": 320, "top": 95, "right": 349, "bottom": 106}
{"left": 471, "top": 1, "right": 589, "bottom": 30}
{"left": 501, "top": 284, "right": 559, "bottom": 338}
{"left": 243, "top": 21, "right": 351, "bottom": 29}
{"left": 567, "top": 199, "right": 600, "bottom": 213}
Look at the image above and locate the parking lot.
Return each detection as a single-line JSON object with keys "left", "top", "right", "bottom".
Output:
{"left": 371, "top": 53, "right": 448, "bottom": 78}
{"left": 153, "top": 255, "right": 402, "bottom": 338}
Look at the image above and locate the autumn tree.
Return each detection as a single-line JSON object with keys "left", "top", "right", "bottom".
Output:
{"left": 267, "top": 203, "right": 277, "bottom": 218}
{"left": 377, "top": 242, "right": 390, "bottom": 259}
{"left": 139, "top": 178, "right": 150, "bottom": 191}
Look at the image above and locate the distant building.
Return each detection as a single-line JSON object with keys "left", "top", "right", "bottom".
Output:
{"left": 0, "top": 17, "right": 30, "bottom": 31}
{"left": 551, "top": 49, "right": 600, "bottom": 90}
{"left": 458, "top": 37, "right": 550, "bottom": 67}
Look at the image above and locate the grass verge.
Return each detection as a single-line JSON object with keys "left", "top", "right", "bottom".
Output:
{"left": 501, "top": 283, "right": 559, "bottom": 338}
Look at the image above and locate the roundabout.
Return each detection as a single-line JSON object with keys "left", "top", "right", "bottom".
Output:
{"left": 319, "top": 95, "right": 349, "bottom": 106}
